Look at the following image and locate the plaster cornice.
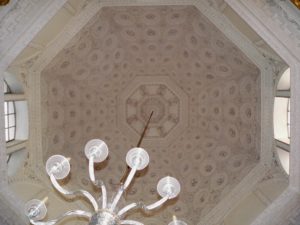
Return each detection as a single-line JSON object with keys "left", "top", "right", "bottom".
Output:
{"left": 199, "top": 164, "right": 268, "bottom": 225}
{"left": 0, "top": 0, "right": 68, "bottom": 71}
{"left": 226, "top": 0, "right": 300, "bottom": 224}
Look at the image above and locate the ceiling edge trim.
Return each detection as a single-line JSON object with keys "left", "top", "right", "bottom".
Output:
{"left": 199, "top": 163, "right": 268, "bottom": 225}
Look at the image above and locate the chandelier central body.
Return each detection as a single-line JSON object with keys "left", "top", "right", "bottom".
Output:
{"left": 89, "top": 210, "right": 120, "bottom": 225}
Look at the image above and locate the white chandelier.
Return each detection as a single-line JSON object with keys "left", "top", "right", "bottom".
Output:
{"left": 24, "top": 139, "right": 187, "bottom": 225}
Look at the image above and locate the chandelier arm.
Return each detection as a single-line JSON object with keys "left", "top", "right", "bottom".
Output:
{"left": 29, "top": 210, "right": 92, "bottom": 225}
{"left": 123, "top": 166, "right": 137, "bottom": 189}
{"left": 120, "top": 220, "right": 145, "bottom": 225}
{"left": 141, "top": 195, "right": 169, "bottom": 211}
{"left": 88, "top": 155, "right": 107, "bottom": 208}
{"left": 109, "top": 166, "right": 137, "bottom": 212}
{"left": 101, "top": 184, "right": 107, "bottom": 209}
{"left": 88, "top": 155, "right": 96, "bottom": 183}
{"left": 117, "top": 195, "right": 169, "bottom": 217}
{"left": 50, "top": 174, "right": 99, "bottom": 211}
{"left": 117, "top": 203, "right": 138, "bottom": 217}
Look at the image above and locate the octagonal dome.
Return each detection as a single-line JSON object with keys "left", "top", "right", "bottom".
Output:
{"left": 40, "top": 5, "right": 261, "bottom": 224}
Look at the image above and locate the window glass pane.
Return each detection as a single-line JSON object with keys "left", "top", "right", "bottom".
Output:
{"left": 274, "top": 97, "right": 289, "bottom": 142}
{"left": 3, "top": 81, "right": 17, "bottom": 142}
{"left": 9, "top": 127, "right": 15, "bottom": 140}
{"left": 5, "top": 129, "right": 8, "bottom": 142}
{"left": 4, "top": 115, "right": 8, "bottom": 128}
{"left": 8, "top": 114, "right": 15, "bottom": 127}
{"left": 288, "top": 99, "right": 291, "bottom": 139}
{"left": 8, "top": 101, "right": 14, "bottom": 113}
{"left": 4, "top": 102, "right": 7, "bottom": 114}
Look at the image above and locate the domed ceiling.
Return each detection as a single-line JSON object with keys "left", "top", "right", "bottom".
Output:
{"left": 41, "top": 5, "right": 260, "bottom": 224}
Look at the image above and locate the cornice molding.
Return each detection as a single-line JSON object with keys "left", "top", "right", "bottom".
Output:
{"left": 199, "top": 164, "right": 268, "bottom": 225}
{"left": 251, "top": 187, "right": 300, "bottom": 225}
{"left": 0, "top": 0, "right": 68, "bottom": 71}
{"left": 226, "top": 0, "right": 300, "bottom": 224}
{"left": 230, "top": 0, "right": 300, "bottom": 62}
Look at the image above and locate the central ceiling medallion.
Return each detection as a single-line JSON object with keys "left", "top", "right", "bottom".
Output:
{"left": 126, "top": 84, "right": 179, "bottom": 137}
{"left": 140, "top": 97, "right": 166, "bottom": 124}
{"left": 119, "top": 76, "right": 188, "bottom": 146}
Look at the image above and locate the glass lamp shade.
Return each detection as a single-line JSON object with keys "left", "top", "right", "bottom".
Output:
{"left": 168, "top": 220, "right": 188, "bottom": 225}
{"left": 157, "top": 176, "right": 181, "bottom": 199}
{"left": 85, "top": 139, "right": 109, "bottom": 163}
{"left": 24, "top": 199, "right": 47, "bottom": 221}
{"left": 46, "top": 155, "right": 70, "bottom": 179}
{"left": 126, "top": 147, "right": 149, "bottom": 170}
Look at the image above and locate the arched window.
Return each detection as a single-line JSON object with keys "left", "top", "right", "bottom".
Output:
{"left": 3, "top": 75, "right": 28, "bottom": 175}
{"left": 4, "top": 81, "right": 16, "bottom": 142}
{"left": 274, "top": 68, "right": 290, "bottom": 174}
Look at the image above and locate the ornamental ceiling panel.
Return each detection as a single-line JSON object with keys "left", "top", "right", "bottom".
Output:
{"left": 41, "top": 5, "right": 260, "bottom": 224}
{"left": 118, "top": 75, "right": 188, "bottom": 147}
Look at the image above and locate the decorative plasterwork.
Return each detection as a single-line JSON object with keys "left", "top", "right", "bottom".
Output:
{"left": 0, "top": 0, "right": 47, "bottom": 44}
{"left": 0, "top": 0, "right": 288, "bottom": 225}
{"left": 1, "top": 1, "right": 300, "bottom": 225}
{"left": 3, "top": 0, "right": 300, "bottom": 224}
{"left": 225, "top": 0, "right": 300, "bottom": 224}
{"left": 231, "top": 0, "right": 300, "bottom": 62}
{"left": 119, "top": 76, "right": 188, "bottom": 146}
{"left": 0, "top": 0, "right": 68, "bottom": 71}
{"left": 36, "top": 3, "right": 267, "bottom": 224}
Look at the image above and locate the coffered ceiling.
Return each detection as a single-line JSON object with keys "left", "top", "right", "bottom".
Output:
{"left": 40, "top": 5, "right": 261, "bottom": 224}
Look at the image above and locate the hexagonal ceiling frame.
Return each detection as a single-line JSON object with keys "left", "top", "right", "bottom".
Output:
{"left": 1, "top": 0, "right": 299, "bottom": 225}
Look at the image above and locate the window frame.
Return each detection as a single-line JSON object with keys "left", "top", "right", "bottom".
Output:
{"left": 3, "top": 81, "right": 17, "bottom": 143}
{"left": 274, "top": 67, "right": 291, "bottom": 174}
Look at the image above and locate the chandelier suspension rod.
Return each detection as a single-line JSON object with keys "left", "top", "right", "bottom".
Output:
{"left": 120, "top": 111, "right": 154, "bottom": 184}
{"left": 137, "top": 111, "right": 154, "bottom": 147}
